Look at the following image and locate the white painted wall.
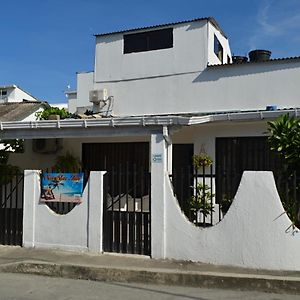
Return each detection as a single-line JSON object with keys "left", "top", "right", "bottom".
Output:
{"left": 159, "top": 171, "right": 300, "bottom": 271}
{"left": 207, "top": 22, "right": 232, "bottom": 65}
{"left": 23, "top": 170, "right": 105, "bottom": 252}
{"left": 75, "top": 17, "right": 300, "bottom": 117}
{"left": 94, "top": 21, "right": 208, "bottom": 82}
{"left": 0, "top": 86, "right": 37, "bottom": 103}
{"left": 76, "top": 72, "right": 94, "bottom": 112}
{"left": 92, "top": 60, "right": 300, "bottom": 116}
{"left": 14, "top": 87, "right": 37, "bottom": 102}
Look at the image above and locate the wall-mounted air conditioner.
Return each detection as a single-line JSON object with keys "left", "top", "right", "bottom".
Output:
{"left": 89, "top": 89, "right": 108, "bottom": 104}
{"left": 32, "top": 138, "right": 62, "bottom": 154}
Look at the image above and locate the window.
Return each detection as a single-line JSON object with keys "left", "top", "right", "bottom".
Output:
{"left": 124, "top": 28, "right": 173, "bottom": 54}
{"left": 0, "top": 90, "right": 7, "bottom": 100}
{"left": 214, "top": 35, "right": 223, "bottom": 62}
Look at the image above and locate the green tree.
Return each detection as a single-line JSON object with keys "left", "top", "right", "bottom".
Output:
{"left": 268, "top": 114, "right": 300, "bottom": 227}
{"left": 268, "top": 114, "right": 300, "bottom": 168}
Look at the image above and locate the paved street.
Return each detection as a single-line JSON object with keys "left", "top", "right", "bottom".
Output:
{"left": 0, "top": 273, "right": 298, "bottom": 300}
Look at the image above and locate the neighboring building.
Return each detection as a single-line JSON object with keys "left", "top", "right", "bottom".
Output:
{"left": 0, "top": 101, "right": 48, "bottom": 122}
{"left": 0, "top": 85, "right": 38, "bottom": 104}
{"left": 0, "top": 85, "right": 48, "bottom": 122}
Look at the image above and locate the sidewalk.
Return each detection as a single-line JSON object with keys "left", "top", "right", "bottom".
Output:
{"left": 0, "top": 246, "right": 299, "bottom": 295}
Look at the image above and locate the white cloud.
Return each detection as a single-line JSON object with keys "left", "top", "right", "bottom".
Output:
{"left": 248, "top": 0, "right": 300, "bottom": 52}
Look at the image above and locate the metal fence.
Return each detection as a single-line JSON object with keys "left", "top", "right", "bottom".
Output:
{"left": 103, "top": 165, "right": 151, "bottom": 255}
{"left": 171, "top": 165, "right": 300, "bottom": 227}
{"left": 171, "top": 165, "right": 219, "bottom": 227}
{"left": 0, "top": 169, "right": 24, "bottom": 245}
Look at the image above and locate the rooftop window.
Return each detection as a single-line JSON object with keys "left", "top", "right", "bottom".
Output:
{"left": 214, "top": 35, "right": 223, "bottom": 62}
{"left": 124, "top": 28, "right": 173, "bottom": 54}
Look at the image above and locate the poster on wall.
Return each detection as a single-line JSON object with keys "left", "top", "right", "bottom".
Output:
{"left": 41, "top": 173, "right": 84, "bottom": 203}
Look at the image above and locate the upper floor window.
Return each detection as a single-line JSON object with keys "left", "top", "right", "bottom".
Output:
{"left": 124, "top": 28, "right": 173, "bottom": 54}
{"left": 214, "top": 35, "right": 223, "bottom": 62}
{"left": 0, "top": 90, "right": 7, "bottom": 100}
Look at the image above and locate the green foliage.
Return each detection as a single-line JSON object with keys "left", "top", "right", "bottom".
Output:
{"left": 53, "top": 151, "right": 82, "bottom": 173}
{"left": 35, "top": 107, "right": 72, "bottom": 120}
{"left": 220, "top": 195, "right": 233, "bottom": 214}
{"left": 268, "top": 114, "right": 300, "bottom": 227}
{"left": 0, "top": 139, "right": 24, "bottom": 165}
{"left": 189, "top": 183, "right": 214, "bottom": 218}
{"left": 268, "top": 114, "right": 300, "bottom": 167}
{"left": 193, "top": 153, "right": 213, "bottom": 169}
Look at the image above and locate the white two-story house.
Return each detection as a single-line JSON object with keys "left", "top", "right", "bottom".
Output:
{"left": 5, "top": 17, "right": 300, "bottom": 205}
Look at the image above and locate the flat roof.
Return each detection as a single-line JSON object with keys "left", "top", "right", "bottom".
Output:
{"left": 0, "top": 108, "right": 298, "bottom": 140}
{"left": 94, "top": 17, "right": 227, "bottom": 38}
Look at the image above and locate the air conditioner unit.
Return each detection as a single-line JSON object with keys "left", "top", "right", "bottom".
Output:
{"left": 89, "top": 89, "right": 108, "bottom": 104}
{"left": 32, "top": 139, "right": 62, "bottom": 154}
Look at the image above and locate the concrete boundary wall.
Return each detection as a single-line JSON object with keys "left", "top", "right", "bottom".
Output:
{"left": 23, "top": 170, "right": 105, "bottom": 252}
{"left": 162, "top": 171, "right": 300, "bottom": 271}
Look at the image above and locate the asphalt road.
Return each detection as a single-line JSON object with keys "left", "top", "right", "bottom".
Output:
{"left": 0, "top": 273, "right": 298, "bottom": 300}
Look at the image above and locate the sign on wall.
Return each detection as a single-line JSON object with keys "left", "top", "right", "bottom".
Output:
{"left": 41, "top": 173, "right": 84, "bottom": 203}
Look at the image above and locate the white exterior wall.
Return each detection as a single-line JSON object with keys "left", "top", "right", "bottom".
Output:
{"left": 92, "top": 60, "right": 300, "bottom": 116}
{"left": 207, "top": 22, "right": 232, "bottom": 65}
{"left": 76, "top": 72, "right": 94, "bottom": 111}
{"left": 67, "top": 93, "right": 77, "bottom": 113}
{"left": 14, "top": 87, "right": 37, "bottom": 102}
{"left": 95, "top": 21, "right": 208, "bottom": 82}
{"left": 23, "top": 170, "right": 105, "bottom": 252}
{"left": 75, "top": 18, "right": 300, "bottom": 117}
{"left": 0, "top": 86, "right": 37, "bottom": 103}
{"left": 160, "top": 171, "right": 300, "bottom": 270}
{"left": 21, "top": 108, "right": 43, "bottom": 122}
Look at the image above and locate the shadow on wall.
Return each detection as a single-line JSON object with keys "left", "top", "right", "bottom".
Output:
{"left": 97, "top": 34, "right": 122, "bottom": 45}
{"left": 193, "top": 61, "right": 300, "bottom": 83}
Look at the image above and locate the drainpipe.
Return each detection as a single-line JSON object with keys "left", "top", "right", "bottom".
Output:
{"left": 163, "top": 126, "right": 172, "bottom": 175}
{"left": 163, "top": 126, "right": 171, "bottom": 145}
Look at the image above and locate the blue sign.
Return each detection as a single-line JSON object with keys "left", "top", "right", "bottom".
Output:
{"left": 41, "top": 173, "right": 84, "bottom": 203}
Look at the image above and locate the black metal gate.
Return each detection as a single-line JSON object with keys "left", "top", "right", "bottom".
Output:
{"left": 103, "top": 166, "right": 151, "bottom": 255}
{"left": 82, "top": 142, "right": 151, "bottom": 255}
{"left": 216, "top": 136, "right": 282, "bottom": 203}
{"left": 0, "top": 170, "right": 24, "bottom": 246}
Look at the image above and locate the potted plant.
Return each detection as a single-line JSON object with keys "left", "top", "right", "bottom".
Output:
{"left": 52, "top": 151, "right": 82, "bottom": 173}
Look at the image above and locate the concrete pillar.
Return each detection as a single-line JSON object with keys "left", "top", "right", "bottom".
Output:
{"left": 88, "top": 171, "right": 106, "bottom": 252}
{"left": 23, "top": 170, "right": 40, "bottom": 248}
{"left": 151, "top": 132, "right": 168, "bottom": 259}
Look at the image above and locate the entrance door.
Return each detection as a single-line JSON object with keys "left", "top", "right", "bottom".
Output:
{"left": 82, "top": 142, "right": 151, "bottom": 255}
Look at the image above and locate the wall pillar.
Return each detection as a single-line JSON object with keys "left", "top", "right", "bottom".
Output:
{"left": 88, "top": 171, "right": 106, "bottom": 252}
{"left": 23, "top": 170, "right": 40, "bottom": 248}
{"left": 151, "top": 132, "right": 169, "bottom": 259}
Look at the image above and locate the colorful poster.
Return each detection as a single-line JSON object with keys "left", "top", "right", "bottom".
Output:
{"left": 41, "top": 173, "right": 84, "bottom": 203}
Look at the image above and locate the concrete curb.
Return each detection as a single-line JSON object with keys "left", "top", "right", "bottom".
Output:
{"left": 0, "top": 261, "right": 300, "bottom": 295}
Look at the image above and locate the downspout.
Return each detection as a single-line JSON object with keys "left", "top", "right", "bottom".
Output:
{"left": 163, "top": 126, "right": 171, "bottom": 145}
{"left": 163, "top": 126, "right": 172, "bottom": 175}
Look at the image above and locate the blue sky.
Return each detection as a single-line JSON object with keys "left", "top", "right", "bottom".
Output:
{"left": 1, "top": 0, "right": 300, "bottom": 104}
